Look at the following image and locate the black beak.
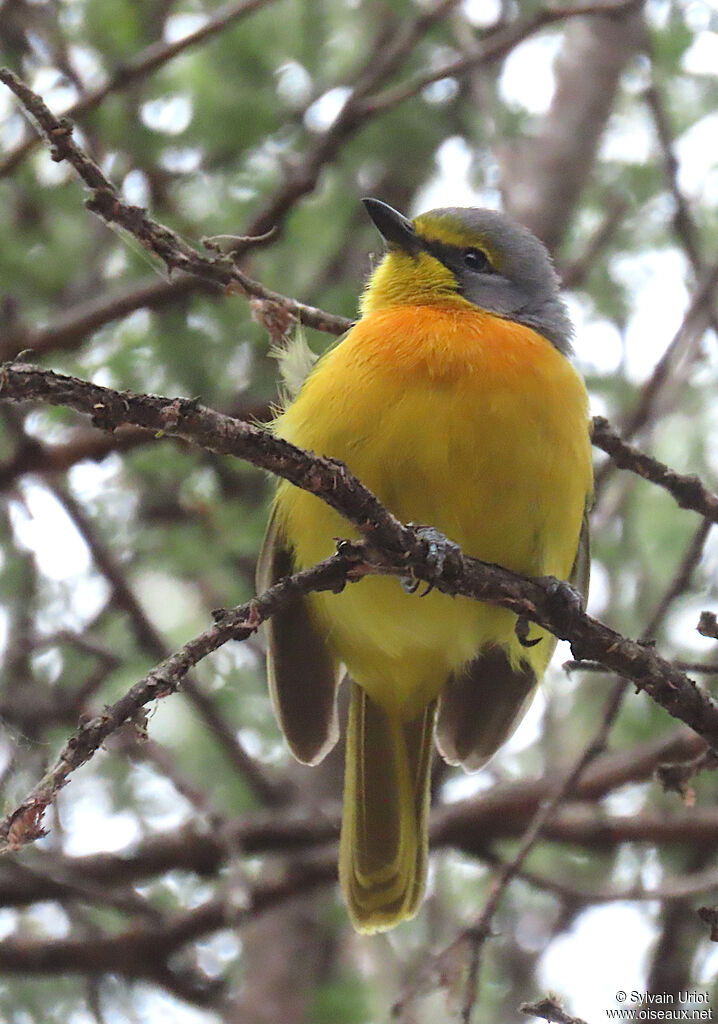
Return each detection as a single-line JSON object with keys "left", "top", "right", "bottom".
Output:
{"left": 362, "top": 198, "right": 419, "bottom": 252}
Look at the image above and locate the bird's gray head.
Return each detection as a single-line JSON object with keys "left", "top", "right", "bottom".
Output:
{"left": 362, "top": 198, "right": 573, "bottom": 355}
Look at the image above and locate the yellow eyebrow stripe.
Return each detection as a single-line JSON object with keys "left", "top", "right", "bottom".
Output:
{"left": 412, "top": 214, "right": 496, "bottom": 266}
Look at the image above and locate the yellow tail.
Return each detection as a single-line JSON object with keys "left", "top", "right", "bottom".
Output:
{"left": 339, "top": 682, "right": 436, "bottom": 933}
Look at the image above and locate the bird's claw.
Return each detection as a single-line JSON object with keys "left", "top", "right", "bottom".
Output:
{"left": 515, "top": 615, "right": 542, "bottom": 648}
{"left": 401, "top": 574, "right": 422, "bottom": 594}
{"left": 415, "top": 525, "right": 464, "bottom": 577}
{"left": 401, "top": 576, "right": 435, "bottom": 597}
{"left": 401, "top": 525, "right": 464, "bottom": 595}
{"left": 539, "top": 576, "right": 586, "bottom": 622}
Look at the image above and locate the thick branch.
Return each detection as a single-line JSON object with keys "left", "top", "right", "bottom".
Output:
{"left": 0, "top": 730, "right": 702, "bottom": 902}
{"left": 2, "top": 363, "right": 718, "bottom": 767}
{"left": 0, "top": 855, "right": 335, "bottom": 981}
{"left": 0, "top": 362, "right": 414, "bottom": 551}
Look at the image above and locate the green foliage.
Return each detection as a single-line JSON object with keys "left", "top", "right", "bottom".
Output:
{"left": 0, "top": 0, "right": 716, "bottom": 1021}
{"left": 312, "top": 977, "right": 371, "bottom": 1024}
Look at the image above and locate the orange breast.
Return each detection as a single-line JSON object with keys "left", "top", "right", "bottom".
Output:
{"left": 273, "top": 303, "right": 593, "bottom": 715}
{"left": 344, "top": 304, "right": 557, "bottom": 382}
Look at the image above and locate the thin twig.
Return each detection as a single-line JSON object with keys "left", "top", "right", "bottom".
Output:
{"left": 643, "top": 81, "right": 712, "bottom": 290}
{"left": 45, "top": 471, "right": 283, "bottom": 805}
{"left": 0, "top": 0, "right": 280, "bottom": 179}
{"left": 0, "top": 552, "right": 354, "bottom": 850}
{"left": 457, "top": 681, "right": 624, "bottom": 1022}
{"left": 365, "top": 0, "right": 640, "bottom": 115}
{"left": 595, "top": 256, "right": 718, "bottom": 499}
{"left": 592, "top": 417, "right": 718, "bottom": 524}
{"left": 0, "top": 67, "right": 352, "bottom": 337}
{"left": 560, "top": 194, "right": 629, "bottom": 289}
{"left": 520, "top": 996, "right": 591, "bottom": 1024}
{"left": 642, "top": 518, "right": 713, "bottom": 639}
{"left": 502, "top": 856, "right": 718, "bottom": 905}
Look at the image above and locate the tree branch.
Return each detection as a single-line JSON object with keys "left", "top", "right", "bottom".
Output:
{"left": 0, "top": 361, "right": 414, "bottom": 550}
{"left": 500, "top": 0, "right": 644, "bottom": 250}
{"left": 42, "top": 471, "right": 283, "bottom": 806}
{"left": 0, "top": 854, "right": 335, "bottom": 982}
{"left": 474, "top": 708, "right": 616, "bottom": 1004}
{"left": 520, "top": 996, "right": 590, "bottom": 1024}
{"left": 6, "top": 70, "right": 715, "bottom": 532}
{"left": 367, "top": 0, "right": 640, "bottom": 128}
{"left": 407, "top": 673, "right": 626, "bottom": 1023}
{"left": 592, "top": 416, "right": 718, "bottom": 524}
{"left": 0, "top": 552, "right": 353, "bottom": 851}
{"left": 0, "top": 425, "right": 155, "bottom": 491}
{"left": 2, "top": 361, "right": 718, "bottom": 774}
{"left": 0, "top": 66, "right": 352, "bottom": 337}
{"left": 0, "top": 0, "right": 281, "bottom": 180}
{"left": 0, "top": 274, "right": 220, "bottom": 362}
{"left": 0, "top": 730, "right": 705, "bottom": 907}
{"left": 642, "top": 77, "right": 718, "bottom": 341}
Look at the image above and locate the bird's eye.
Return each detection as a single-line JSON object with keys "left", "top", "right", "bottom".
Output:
{"left": 463, "top": 248, "right": 490, "bottom": 272}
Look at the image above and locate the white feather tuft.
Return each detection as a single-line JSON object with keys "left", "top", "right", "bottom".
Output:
{"left": 269, "top": 324, "right": 318, "bottom": 403}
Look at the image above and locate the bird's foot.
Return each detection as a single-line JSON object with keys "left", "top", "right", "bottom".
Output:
{"left": 401, "top": 525, "right": 464, "bottom": 596}
{"left": 538, "top": 576, "right": 586, "bottom": 622}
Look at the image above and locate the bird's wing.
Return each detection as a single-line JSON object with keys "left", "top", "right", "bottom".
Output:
{"left": 435, "top": 646, "right": 537, "bottom": 773}
{"left": 569, "top": 505, "right": 591, "bottom": 600}
{"left": 256, "top": 505, "right": 341, "bottom": 765}
{"left": 436, "top": 505, "right": 591, "bottom": 773}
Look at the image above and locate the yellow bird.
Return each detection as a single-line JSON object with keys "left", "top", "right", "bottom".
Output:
{"left": 257, "top": 199, "right": 593, "bottom": 933}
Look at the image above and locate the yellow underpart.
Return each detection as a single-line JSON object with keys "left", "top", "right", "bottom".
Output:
{"left": 360, "top": 250, "right": 470, "bottom": 314}
{"left": 272, "top": 302, "right": 592, "bottom": 721}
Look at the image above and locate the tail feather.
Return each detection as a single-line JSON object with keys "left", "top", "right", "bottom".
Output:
{"left": 404, "top": 700, "right": 436, "bottom": 919}
{"left": 340, "top": 682, "right": 436, "bottom": 933}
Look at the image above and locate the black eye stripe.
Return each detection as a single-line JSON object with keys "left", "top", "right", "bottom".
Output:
{"left": 420, "top": 236, "right": 494, "bottom": 275}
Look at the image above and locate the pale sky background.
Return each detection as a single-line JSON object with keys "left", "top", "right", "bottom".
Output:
{"left": 2, "top": 2, "right": 718, "bottom": 1020}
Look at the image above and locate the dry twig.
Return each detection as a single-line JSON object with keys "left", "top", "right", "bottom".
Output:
{"left": 592, "top": 417, "right": 718, "bottom": 524}
{"left": 0, "top": 66, "right": 352, "bottom": 337}
{"left": 0, "top": 0, "right": 281, "bottom": 179}
{"left": 520, "top": 996, "right": 590, "bottom": 1024}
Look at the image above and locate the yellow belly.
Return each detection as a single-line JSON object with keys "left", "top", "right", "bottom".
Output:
{"left": 272, "top": 305, "right": 592, "bottom": 718}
